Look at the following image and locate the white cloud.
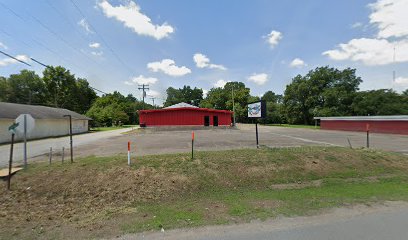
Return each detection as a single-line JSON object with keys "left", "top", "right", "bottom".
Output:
{"left": 324, "top": 0, "right": 408, "bottom": 66}
{"left": 214, "top": 79, "right": 230, "bottom": 88}
{"left": 78, "top": 18, "right": 93, "bottom": 34}
{"left": 125, "top": 75, "right": 158, "bottom": 85}
{"left": 323, "top": 38, "right": 408, "bottom": 65}
{"left": 351, "top": 22, "right": 364, "bottom": 29}
{"left": 98, "top": 0, "right": 174, "bottom": 40}
{"left": 147, "top": 59, "right": 191, "bottom": 77}
{"left": 395, "top": 76, "right": 408, "bottom": 86}
{"left": 0, "top": 42, "right": 8, "bottom": 50}
{"left": 91, "top": 51, "right": 103, "bottom": 56}
{"left": 0, "top": 55, "right": 29, "bottom": 67}
{"left": 248, "top": 73, "right": 268, "bottom": 85}
{"left": 146, "top": 90, "right": 161, "bottom": 97}
{"left": 369, "top": 0, "right": 408, "bottom": 38}
{"left": 289, "top": 58, "right": 307, "bottom": 68}
{"left": 193, "top": 53, "right": 226, "bottom": 70}
{"left": 265, "top": 30, "right": 282, "bottom": 48}
{"left": 89, "top": 42, "right": 101, "bottom": 48}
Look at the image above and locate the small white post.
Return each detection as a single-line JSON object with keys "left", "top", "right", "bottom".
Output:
{"left": 127, "top": 141, "right": 131, "bottom": 166}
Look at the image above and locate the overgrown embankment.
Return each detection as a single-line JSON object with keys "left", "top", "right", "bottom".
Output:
{"left": 2, "top": 147, "right": 408, "bottom": 239}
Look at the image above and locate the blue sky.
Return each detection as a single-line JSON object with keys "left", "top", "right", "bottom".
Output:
{"left": 1, "top": 0, "right": 407, "bottom": 106}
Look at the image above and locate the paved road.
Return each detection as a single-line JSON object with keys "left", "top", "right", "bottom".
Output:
{"left": 1, "top": 125, "right": 408, "bottom": 167}
{"left": 0, "top": 128, "right": 132, "bottom": 167}
{"left": 120, "top": 202, "right": 408, "bottom": 240}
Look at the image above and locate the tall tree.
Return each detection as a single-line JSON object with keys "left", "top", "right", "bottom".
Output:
{"left": 86, "top": 91, "right": 151, "bottom": 126}
{"left": 164, "top": 85, "right": 203, "bottom": 107}
{"left": 201, "top": 82, "right": 252, "bottom": 122}
{"left": 352, "top": 89, "right": 408, "bottom": 116}
{"left": 283, "top": 66, "right": 362, "bottom": 124}
{"left": 4, "top": 70, "right": 45, "bottom": 104}
{"left": 262, "top": 91, "right": 285, "bottom": 124}
{"left": 42, "top": 66, "right": 78, "bottom": 109}
{"left": 75, "top": 78, "right": 98, "bottom": 114}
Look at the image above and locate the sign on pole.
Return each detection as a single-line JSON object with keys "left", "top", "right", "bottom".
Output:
{"left": 8, "top": 122, "right": 19, "bottom": 135}
{"left": 15, "top": 114, "right": 35, "bottom": 168}
{"left": 247, "top": 101, "right": 266, "bottom": 148}
{"left": 247, "top": 101, "right": 266, "bottom": 118}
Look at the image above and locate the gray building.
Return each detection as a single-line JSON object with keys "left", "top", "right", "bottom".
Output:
{"left": 0, "top": 102, "right": 91, "bottom": 144}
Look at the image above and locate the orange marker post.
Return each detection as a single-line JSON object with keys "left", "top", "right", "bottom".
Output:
{"left": 127, "top": 141, "right": 131, "bottom": 166}
{"left": 191, "top": 131, "right": 195, "bottom": 160}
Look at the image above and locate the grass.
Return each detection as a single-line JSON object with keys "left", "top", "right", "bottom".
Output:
{"left": 90, "top": 125, "right": 137, "bottom": 132}
{"left": 263, "top": 123, "right": 320, "bottom": 129}
{"left": 2, "top": 147, "right": 408, "bottom": 239}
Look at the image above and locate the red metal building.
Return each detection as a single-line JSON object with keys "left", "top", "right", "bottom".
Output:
{"left": 314, "top": 116, "right": 408, "bottom": 135}
{"left": 139, "top": 102, "right": 233, "bottom": 127}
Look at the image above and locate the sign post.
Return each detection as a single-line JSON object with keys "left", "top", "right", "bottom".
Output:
{"left": 247, "top": 101, "right": 266, "bottom": 148}
{"left": 366, "top": 123, "right": 370, "bottom": 148}
{"left": 63, "top": 115, "right": 73, "bottom": 163}
{"left": 7, "top": 122, "right": 18, "bottom": 190}
{"left": 15, "top": 114, "right": 35, "bottom": 168}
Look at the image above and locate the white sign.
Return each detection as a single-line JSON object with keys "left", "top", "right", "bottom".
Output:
{"left": 248, "top": 102, "right": 262, "bottom": 118}
{"left": 15, "top": 114, "right": 35, "bottom": 134}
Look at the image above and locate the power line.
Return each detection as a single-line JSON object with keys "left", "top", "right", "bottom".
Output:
{"left": 30, "top": 57, "right": 48, "bottom": 68}
{"left": 29, "top": 57, "right": 109, "bottom": 95}
{"left": 44, "top": 0, "right": 90, "bottom": 43}
{"left": 0, "top": 50, "right": 31, "bottom": 66}
{"left": 68, "top": 0, "right": 136, "bottom": 75}
{"left": 0, "top": 2, "right": 105, "bottom": 71}
{"left": 0, "top": 2, "right": 25, "bottom": 22}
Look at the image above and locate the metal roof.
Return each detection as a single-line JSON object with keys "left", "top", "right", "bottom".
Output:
{"left": 314, "top": 116, "right": 408, "bottom": 121}
{"left": 164, "top": 102, "right": 199, "bottom": 109}
{"left": 0, "top": 102, "right": 91, "bottom": 120}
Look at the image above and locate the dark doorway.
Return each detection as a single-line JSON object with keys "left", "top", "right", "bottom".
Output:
{"left": 204, "top": 116, "right": 210, "bottom": 126}
{"left": 213, "top": 116, "right": 218, "bottom": 126}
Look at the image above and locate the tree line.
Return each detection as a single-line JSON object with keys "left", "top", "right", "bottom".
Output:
{"left": 1, "top": 65, "right": 407, "bottom": 126}
{"left": 0, "top": 67, "right": 152, "bottom": 127}
{"left": 162, "top": 66, "right": 408, "bottom": 125}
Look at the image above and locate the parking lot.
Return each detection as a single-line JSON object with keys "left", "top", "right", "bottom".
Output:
{"left": 1, "top": 124, "right": 408, "bottom": 167}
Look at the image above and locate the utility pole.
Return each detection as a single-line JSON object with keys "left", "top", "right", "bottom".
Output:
{"left": 138, "top": 84, "right": 149, "bottom": 110}
{"left": 150, "top": 97, "right": 155, "bottom": 108}
{"left": 63, "top": 115, "right": 73, "bottom": 163}
{"left": 232, "top": 85, "right": 236, "bottom": 126}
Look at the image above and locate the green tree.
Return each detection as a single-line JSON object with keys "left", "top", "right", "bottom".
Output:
{"left": 164, "top": 85, "right": 203, "bottom": 107}
{"left": 42, "top": 66, "right": 78, "bottom": 109}
{"left": 75, "top": 78, "right": 98, "bottom": 114}
{"left": 262, "top": 91, "right": 285, "bottom": 124}
{"left": 201, "top": 82, "right": 252, "bottom": 122}
{"left": 4, "top": 70, "right": 45, "bottom": 104}
{"left": 283, "top": 66, "right": 362, "bottom": 124}
{"left": 86, "top": 91, "right": 151, "bottom": 126}
{"left": 351, "top": 89, "right": 408, "bottom": 116}
{"left": 0, "top": 76, "right": 10, "bottom": 102}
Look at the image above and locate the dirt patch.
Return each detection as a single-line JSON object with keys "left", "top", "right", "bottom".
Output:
{"left": 0, "top": 161, "right": 193, "bottom": 239}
